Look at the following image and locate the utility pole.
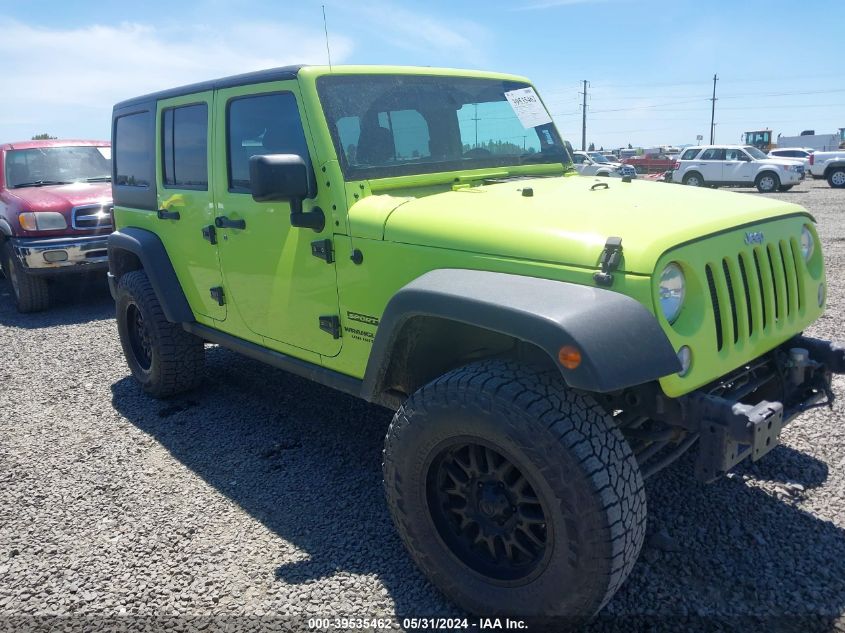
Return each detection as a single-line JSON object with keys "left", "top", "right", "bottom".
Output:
{"left": 709, "top": 74, "right": 718, "bottom": 145}
{"left": 581, "top": 80, "right": 588, "bottom": 151}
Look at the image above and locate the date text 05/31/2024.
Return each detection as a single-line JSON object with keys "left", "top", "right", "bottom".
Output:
{"left": 307, "top": 617, "right": 528, "bottom": 630}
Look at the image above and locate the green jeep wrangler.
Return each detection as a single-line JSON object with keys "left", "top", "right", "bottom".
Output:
{"left": 108, "top": 65, "right": 843, "bottom": 619}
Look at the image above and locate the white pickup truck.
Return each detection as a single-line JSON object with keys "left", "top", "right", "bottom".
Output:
{"left": 808, "top": 150, "right": 845, "bottom": 188}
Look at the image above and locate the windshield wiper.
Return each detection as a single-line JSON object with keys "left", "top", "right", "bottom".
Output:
{"left": 11, "top": 180, "right": 73, "bottom": 188}
{"left": 84, "top": 176, "right": 111, "bottom": 182}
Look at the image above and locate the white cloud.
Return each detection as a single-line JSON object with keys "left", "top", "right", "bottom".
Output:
{"left": 515, "top": 0, "right": 618, "bottom": 9}
{"left": 347, "top": 3, "right": 490, "bottom": 66}
{"left": 0, "top": 19, "right": 354, "bottom": 140}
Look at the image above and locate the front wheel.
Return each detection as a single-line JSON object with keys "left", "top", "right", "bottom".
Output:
{"left": 1, "top": 241, "right": 49, "bottom": 313}
{"left": 756, "top": 171, "right": 780, "bottom": 192}
{"left": 115, "top": 270, "right": 205, "bottom": 398}
{"left": 383, "top": 360, "right": 647, "bottom": 620}
{"left": 828, "top": 168, "right": 845, "bottom": 188}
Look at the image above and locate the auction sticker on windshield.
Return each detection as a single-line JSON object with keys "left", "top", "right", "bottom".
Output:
{"left": 504, "top": 87, "right": 552, "bottom": 129}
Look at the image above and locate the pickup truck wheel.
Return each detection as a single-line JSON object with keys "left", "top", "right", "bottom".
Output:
{"left": 116, "top": 270, "right": 204, "bottom": 398}
{"left": 778, "top": 185, "right": 794, "bottom": 192}
{"left": 682, "top": 172, "right": 704, "bottom": 187}
{"left": 383, "top": 360, "right": 646, "bottom": 619}
{"left": 828, "top": 168, "right": 845, "bottom": 188}
{"left": 2, "top": 241, "right": 50, "bottom": 313}
{"left": 756, "top": 171, "right": 780, "bottom": 192}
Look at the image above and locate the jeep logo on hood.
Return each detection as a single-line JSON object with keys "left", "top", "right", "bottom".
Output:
{"left": 744, "top": 231, "right": 765, "bottom": 245}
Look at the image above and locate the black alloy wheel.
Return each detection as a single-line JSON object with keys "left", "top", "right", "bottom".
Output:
{"left": 427, "top": 441, "right": 550, "bottom": 583}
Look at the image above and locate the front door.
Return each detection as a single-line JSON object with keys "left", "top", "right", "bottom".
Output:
{"left": 722, "top": 148, "right": 754, "bottom": 185}
{"left": 156, "top": 92, "right": 226, "bottom": 321}
{"left": 212, "top": 83, "right": 341, "bottom": 357}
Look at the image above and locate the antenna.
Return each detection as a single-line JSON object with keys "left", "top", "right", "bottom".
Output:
{"left": 322, "top": 5, "right": 332, "bottom": 71}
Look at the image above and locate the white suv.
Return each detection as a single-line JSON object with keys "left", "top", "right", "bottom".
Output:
{"left": 768, "top": 147, "right": 813, "bottom": 170}
{"left": 572, "top": 151, "right": 637, "bottom": 178}
{"left": 672, "top": 145, "right": 804, "bottom": 192}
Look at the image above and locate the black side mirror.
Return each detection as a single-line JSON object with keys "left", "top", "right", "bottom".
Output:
{"left": 249, "top": 154, "right": 324, "bottom": 232}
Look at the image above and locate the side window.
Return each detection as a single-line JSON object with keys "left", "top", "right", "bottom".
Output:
{"left": 227, "top": 92, "right": 310, "bottom": 191}
{"left": 114, "top": 111, "right": 152, "bottom": 187}
{"left": 162, "top": 103, "right": 208, "bottom": 189}
{"left": 680, "top": 149, "right": 699, "bottom": 160}
{"left": 700, "top": 148, "right": 726, "bottom": 161}
{"left": 572, "top": 154, "right": 586, "bottom": 164}
{"left": 725, "top": 149, "right": 742, "bottom": 161}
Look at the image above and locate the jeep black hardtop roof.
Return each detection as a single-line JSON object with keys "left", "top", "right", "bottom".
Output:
{"left": 114, "top": 65, "right": 306, "bottom": 111}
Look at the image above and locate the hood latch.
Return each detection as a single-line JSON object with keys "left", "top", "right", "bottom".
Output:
{"left": 593, "top": 237, "right": 623, "bottom": 287}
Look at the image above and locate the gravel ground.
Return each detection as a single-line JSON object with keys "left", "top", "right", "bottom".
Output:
{"left": 1, "top": 177, "right": 844, "bottom": 633}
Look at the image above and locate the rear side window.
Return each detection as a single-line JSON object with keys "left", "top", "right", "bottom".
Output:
{"left": 162, "top": 104, "right": 208, "bottom": 189}
{"left": 700, "top": 148, "right": 726, "bottom": 161}
{"left": 680, "top": 149, "right": 699, "bottom": 160}
{"left": 226, "top": 92, "right": 310, "bottom": 191}
{"left": 114, "top": 111, "right": 152, "bottom": 187}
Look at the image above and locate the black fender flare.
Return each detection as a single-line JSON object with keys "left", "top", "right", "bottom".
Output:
{"left": 107, "top": 227, "right": 194, "bottom": 323}
{"left": 361, "top": 269, "right": 681, "bottom": 398}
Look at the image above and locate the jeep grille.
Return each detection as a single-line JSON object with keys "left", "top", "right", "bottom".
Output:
{"left": 704, "top": 239, "right": 803, "bottom": 351}
{"left": 71, "top": 204, "right": 113, "bottom": 231}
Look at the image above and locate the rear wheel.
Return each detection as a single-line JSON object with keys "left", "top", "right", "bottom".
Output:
{"left": 1, "top": 241, "right": 49, "bottom": 313}
{"left": 383, "top": 360, "right": 646, "bottom": 620}
{"left": 756, "top": 171, "right": 780, "bottom": 192}
{"left": 116, "top": 270, "right": 205, "bottom": 398}
{"left": 682, "top": 172, "right": 704, "bottom": 187}
{"left": 828, "top": 168, "right": 845, "bottom": 188}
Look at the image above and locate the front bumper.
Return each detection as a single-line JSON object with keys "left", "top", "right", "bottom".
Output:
{"left": 10, "top": 234, "right": 109, "bottom": 276}
{"left": 643, "top": 337, "right": 843, "bottom": 482}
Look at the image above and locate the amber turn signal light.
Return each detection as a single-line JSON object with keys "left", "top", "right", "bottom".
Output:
{"left": 558, "top": 345, "right": 582, "bottom": 369}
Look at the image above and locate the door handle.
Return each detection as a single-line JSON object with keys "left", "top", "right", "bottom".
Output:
{"left": 215, "top": 216, "right": 246, "bottom": 230}
{"left": 157, "top": 209, "right": 180, "bottom": 220}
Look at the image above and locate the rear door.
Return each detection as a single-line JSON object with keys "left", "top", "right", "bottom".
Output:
{"left": 696, "top": 147, "right": 726, "bottom": 182}
{"left": 211, "top": 82, "right": 341, "bottom": 356}
{"left": 155, "top": 93, "right": 226, "bottom": 321}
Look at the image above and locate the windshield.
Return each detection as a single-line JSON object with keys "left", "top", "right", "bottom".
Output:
{"left": 317, "top": 74, "right": 570, "bottom": 179}
{"left": 588, "top": 152, "right": 610, "bottom": 163}
{"left": 5, "top": 146, "right": 111, "bottom": 188}
{"left": 744, "top": 146, "right": 768, "bottom": 160}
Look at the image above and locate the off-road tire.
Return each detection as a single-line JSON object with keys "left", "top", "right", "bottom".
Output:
{"left": 383, "top": 360, "right": 646, "bottom": 620}
{"left": 778, "top": 185, "right": 794, "bottom": 192}
{"left": 682, "top": 172, "right": 704, "bottom": 187}
{"left": 115, "top": 270, "right": 204, "bottom": 398}
{"left": 2, "top": 241, "right": 49, "bottom": 313}
{"left": 828, "top": 167, "right": 845, "bottom": 189}
{"left": 756, "top": 171, "right": 780, "bottom": 193}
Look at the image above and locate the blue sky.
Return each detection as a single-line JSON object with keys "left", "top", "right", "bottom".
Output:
{"left": 1, "top": 0, "right": 842, "bottom": 150}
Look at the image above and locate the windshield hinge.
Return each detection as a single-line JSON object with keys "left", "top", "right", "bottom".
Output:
{"left": 593, "top": 237, "right": 623, "bottom": 287}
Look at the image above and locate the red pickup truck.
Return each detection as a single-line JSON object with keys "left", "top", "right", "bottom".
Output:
{"left": 622, "top": 153, "right": 676, "bottom": 174}
{"left": 0, "top": 139, "right": 113, "bottom": 312}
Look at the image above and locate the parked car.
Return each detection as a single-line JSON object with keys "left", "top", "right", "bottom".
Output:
{"left": 672, "top": 145, "right": 804, "bottom": 192}
{"left": 109, "top": 64, "right": 842, "bottom": 620}
{"left": 768, "top": 147, "right": 813, "bottom": 170}
{"left": 0, "top": 139, "right": 113, "bottom": 312}
{"left": 808, "top": 149, "right": 845, "bottom": 188}
{"left": 623, "top": 153, "right": 675, "bottom": 174}
{"left": 572, "top": 150, "right": 637, "bottom": 178}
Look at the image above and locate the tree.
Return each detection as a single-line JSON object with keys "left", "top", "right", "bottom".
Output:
{"left": 627, "top": 143, "right": 633, "bottom": 149}
{"left": 588, "top": 142, "right": 595, "bottom": 151}
{"left": 31, "top": 133, "right": 57, "bottom": 140}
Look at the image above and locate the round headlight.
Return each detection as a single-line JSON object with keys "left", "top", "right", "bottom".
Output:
{"left": 658, "top": 262, "right": 685, "bottom": 324}
{"left": 800, "top": 225, "right": 814, "bottom": 262}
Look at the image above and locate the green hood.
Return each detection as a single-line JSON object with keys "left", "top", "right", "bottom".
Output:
{"left": 349, "top": 176, "right": 809, "bottom": 274}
